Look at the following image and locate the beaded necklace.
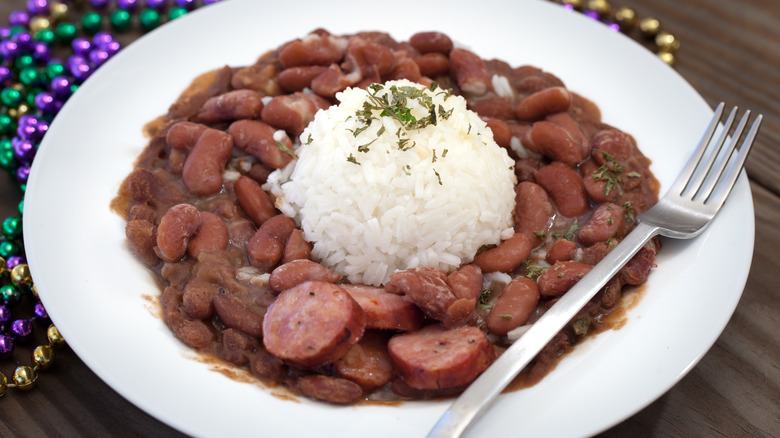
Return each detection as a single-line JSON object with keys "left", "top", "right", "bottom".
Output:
{"left": 0, "top": 0, "right": 678, "bottom": 397}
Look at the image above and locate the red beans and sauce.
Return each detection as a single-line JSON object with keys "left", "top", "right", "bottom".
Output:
{"left": 114, "top": 29, "right": 660, "bottom": 404}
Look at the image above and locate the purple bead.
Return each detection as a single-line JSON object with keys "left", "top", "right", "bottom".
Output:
{"left": 584, "top": 10, "right": 600, "bottom": 20}
{"left": 27, "top": 0, "right": 50, "bottom": 15}
{"left": 32, "top": 41, "right": 51, "bottom": 62}
{"left": 50, "top": 76, "right": 73, "bottom": 98}
{"left": 6, "top": 255, "right": 26, "bottom": 269}
{"left": 89, "top": 49, "right": 110, "bottom": 66}
{"left": 11, "top": 319, "right": 33, "bottom": 341}
{"left": 0, "top": 335, "right": 13, "bottom": 359}
{"left": 92, "top": 31, "right": 114, "bottom": 47}
{"left": 202, "top": 0, "right": 220, "bottom": 4}
{"left": 8, "top": 10, "right": 30, "bottom": 27}
{"left": 90, "top": 0, "right": 109, "bottom": 9}
{"left": 0, "top": 26, "right": 11, "bottom": 40}
{"left": 0, "top": 40, "right": 20, "bottom": 59}
{"left": 12, "top": 138, "right": 36, "bottom": 163}
{"left": 34, "top": 302, "right": 49, "bottom": 321}
{"left": 15, "top": 164, "right": 30, "bottom": 184}
{"left": 18, "top": 114, "right": 38, "bottom": 127}
{"left": 12, "top": 32, "right": 33, "bottom": 50}
{"left": 0, "top": 305, "right": 10, "bottom": 324}
{"left": 71, "top": 62, "right": 92, "bottom": 81}
{"left": 117, "top": 0, "right": 139, "bottom": 11}
{"left": 35, "top": 91, "right": 61, "bottom": 114}
{"left": 72, "top": 37, "right": 93, "bottom": 56}
{"left": 0, "top": 66, "right": 13, "bottom": 85}
{"left": 102, "top": 40, "right": 121, "bottom": 56}
{"left": 145, "top": 0, "right": 168, "bottom": 9}
{"left": 175, "top": 0, "right": 196, "bottom": 10}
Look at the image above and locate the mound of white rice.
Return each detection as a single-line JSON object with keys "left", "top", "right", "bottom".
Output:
{"left": 265, "top": 79, "right": 516, "bottom": 286}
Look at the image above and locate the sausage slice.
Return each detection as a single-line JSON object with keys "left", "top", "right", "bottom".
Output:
{"left": 263, "top": 281, "right": 365, "bottom": 368}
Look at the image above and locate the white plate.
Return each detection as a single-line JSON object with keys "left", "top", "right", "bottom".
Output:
{"left": 23, "top": 0, "right": 754, "bottom": 437}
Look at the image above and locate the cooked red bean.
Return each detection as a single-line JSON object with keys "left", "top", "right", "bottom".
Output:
{"left": 578, "top": 202, "right": 626, "bottom": 246}
{"left": 386, "top": 267, "right": 474, "bottom": 328}
{"left": 388, "top": 325, "right": 494, "bottom": 390}
{"left": 182, "top": 128, "right": 233, "bottom": 196}
{"left": 155, "top": 204, "right": 201, "bottom": 263}
{"left": 278, "top": 33, "right": 347, "bottom": 69}
{"left": 231, "top": 62, "right": 281, "bottom": 96}
{"left": 537, "top": 261, "right": 593, "bottom": 297}
{"left": 534, "top": 161, "right": 589, "bottom": 218}
{"left": 485, "top": 118, "right": 512, "bottom": 149}
{"left": 281, "top": 229, "right": 312, "bottom": 263}
{"left": 620, "top": 246, "right": 656, "bottom": 286}
{"left": 469, "top": 99, "right": 517, "bottom": 120}
{"left": 197, "top": 89, "right": 264, "bottom": 123}
{"left": 446, "top": 264, "right": 483, "bottom": 301}
{"left": 246, "top": 214, "right": 297, "bottom": 271}
{"left": 413, "top": 52, "right": 450, "bottom": 77}
{"left": 581, "top": 159, "right": 619, "bottom": 203}
{"left": 181, "top": 278, "right": 220, "bottom": 320}
{"left": 228, "top": 119, "right": 295, "bottom": 170}
{"left": 269, "top": 259, "right": 341, "bottom": 293}
{"left": 263, "top": 281, "right": 366, "bottom": 368}
{"left": 385, "top": 57, "right": 421, "bottom": 82}
{"left": 344, "top": 38, "right": 396, "bottom": 77}
{"left": 449, "top": 48, "right": 491, "bottom": 96}
{"left": 234, "top": 175, "right": 276, "bottom": 227}
{"left": 165, "top": 121, "right": 207, "bottom": 150}
{"left": 591, "top": 128, "right": 634, "bottom": 163}
{"left": 297, "top": 374, "right": 363, "bottom": 405}
{"left": 310, "top": 64, "right": 357, "bottom": 98}
{"left": 260, "top": 92, "right": 331, "bottom": 136}
{"left": 472, "top": 232, "right": 533, "bottom": 273}
{"left": 487, "top": 277, "right": 540, "bottom": 335}
{"left": 161, "top": 285, "right": 214, "bottom": 348}
{"left": 212, "top": 292, "right": 264, "bottom": 338}
{"left": 513, "top": 181, "right": 555, "bottom": 244}
{"left": 187, "top": 211, "right": 229, "bottom": 259}
{"left": 341, "top": 284, "right": 424, "bottom": 331}
{"left": 125, "top": 219, "right": 159, "bottom": 267}
{"left": 221, "top": 328, "right": 258, "bottom": 366}
{"left": 248, "top": 347, "right": 283, "bottom": 382}
{"left": 545, "top": 239, "right": 578, "bottom": 265}
{"left": 409, "top": 31, "right": 453, "bottom": 54}
{"left": 334, "top": 331, "right": 394, "bottom": 389}
{"left": 527, "top": 121, "right": 586, "bottom": 166}
{"left": 277, "top": 65, "right": 329, "bottom": 92}
{"left": 515, "top": 86, "right": 572, "bottom": 121}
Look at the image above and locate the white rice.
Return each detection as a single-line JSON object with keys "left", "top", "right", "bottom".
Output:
{"left": 265, "top": 79, "right": 516, "bottom": 286}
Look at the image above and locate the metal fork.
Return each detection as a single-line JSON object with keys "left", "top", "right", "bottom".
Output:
{"left": 427, "top": 103, "right": 763, "bottom": 438}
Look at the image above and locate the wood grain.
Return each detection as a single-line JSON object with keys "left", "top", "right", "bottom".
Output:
{"left": 0, "top": 1, "right": 777, "bottom": 436}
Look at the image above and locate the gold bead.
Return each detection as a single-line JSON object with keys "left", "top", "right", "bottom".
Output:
{"left": 587, "top": 0, "right": 611, "bottom": 17}
{"left": 0, "top": 256, "right": 7, "bottom": 277}
{"left": 655, "top": 31, "right": 681, "bottom": 52}
{"left": 49, "top": 1, "right": 70, "bottom": 21}
{"left": 31, "top": 284, "right": 39, "bottom": 299}
{"left": 0, "top": 372, "right": 7, "bottom": 396}
{"left": 560, "top": 0, "right": 584, "bottom": 11}
{"left": 33, "top": 345, "right": 55, "bottom": 370}
{"left": 658, "top": 50, "right": 676, "bottom": 66}
{"left": 7, "top": 108, "right": 17, "bottom": 119}
{"left": 47, "top": 325, "right": 65, "bottom": 345}
{"left": 29, "top": 16, "right": 51, "bottom": 34}
{"left": 11, "top": 264, "right": 33, "bottom": 289}
{"left": 16, "top": 104, "right": 30, "bottom": 118}
{"left": 614, "top": 7, "right": 637, "bottom": 30}
{"left": 13, "top": 366, "right": 37, "bottom": 391}
{"left": 639, "top": 17, "right": 662, "bottom": 38}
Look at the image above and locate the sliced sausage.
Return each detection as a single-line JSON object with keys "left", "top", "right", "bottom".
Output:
{"left": 387, "top": 325, "right": 494, "bottom": 390}
{"left": 341, "top": 284, "right": 424, "bottom": 331}
{"left": 263, "top": 281, "right": 366, "bottom": 368}
{"left": 334, "top": 331, "right": 394, "bottom": 389}
{"left": 386, "top": 267, "right": 474, "bottom": 328}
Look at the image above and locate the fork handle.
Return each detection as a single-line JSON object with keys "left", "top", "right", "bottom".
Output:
{"left": 427, "top": 221, "right": 661, "bottom": 438}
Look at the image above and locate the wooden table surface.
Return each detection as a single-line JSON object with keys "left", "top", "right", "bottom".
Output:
{"left": 0, "top": 0, "right": 777, "bottom": 437}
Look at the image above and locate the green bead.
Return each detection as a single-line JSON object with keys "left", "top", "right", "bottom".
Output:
{"left": 55, "top": 22, "right": 77, "bottom": 45}
{"left": 46, "top": 62, "right": 65, "bottom": 80}
{"left": 14, "top": 55, "right": 35, "bottom": 71}
{"left": 0, "top": 241, "right": 20, "bottom": 258}
{"left": 169, "top": 7, "right": 188, "bottom": 21}
{"left": 18, "top": 68, "right": 42, "bottom": 87}
{"left": 0, "top": 139, "right": 11, "bottom": 152}
{"left": 0, "top": 149, "right": 14, "bottom": 171}
{"left": 0, "top": 88, "right": 23, "bottom": 107}
{"left": 139, "top": 9, "right": 161, "bottom": 32}
{"left": 34, "top": 29, "right": 56, "bottom": 45}
{"left": 19, "top": 184, "right": 25, "bottom": 194}
{"left": 110, "top": 10, "right": 132, "bottom": 32}
{"left": 9, "top": 26, "right": 25, "bottom": 37}
{"left": 18, "top": 199, "right": 23, "bottom": 216}
{"left": 27, "top": 88, "right": 43, "bottom": 107}
{"left": 2, "top": 217, "right": 21, "bottom": 240}
{"left": 1, "top": 284, "right": 22, "bottom": 306}
{"left": 0, "top": 115, "right": 14, "bottom": 135}
{"left": 81, "top": 12, "right": 103, "bottom": 35}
